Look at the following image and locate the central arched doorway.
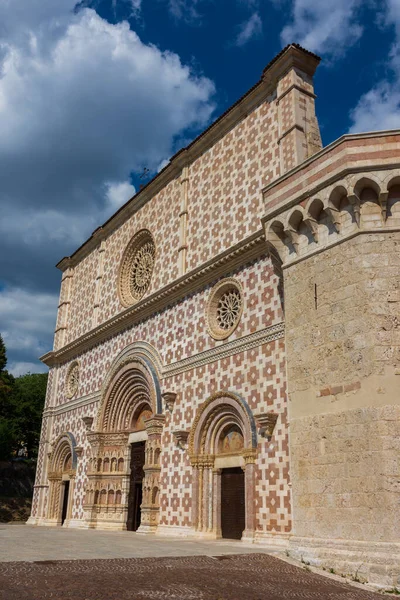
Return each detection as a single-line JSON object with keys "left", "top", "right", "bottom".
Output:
{"left": 84, "top": 352, "right": 164, "bottom": 532}
{"left": 188, "top": 391, "right": 257, "bottom": 541}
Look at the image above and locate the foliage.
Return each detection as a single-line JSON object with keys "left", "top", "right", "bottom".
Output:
{"left": 0, "top": 334, "right": 47, "bottom": 460}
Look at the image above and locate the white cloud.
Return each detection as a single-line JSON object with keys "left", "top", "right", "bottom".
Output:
{"left": 8, "top": 361, "right": 48, "bottom": 377}
{"left": 105, "top": 181, "right": 136, "bottom": 212}
{"left": 349, "top": 0, "right": 400, "bottom": 132}
{"left": 349, "top": 83, "right": 400, "bottom": 133}
{"left": 0, "top": 1, "right": 215, "bottom": 369}
{"left": 0, "top": 287, "right": 58, "bottom": 372}
{"left": 235, "top": 12, "right": 262, "bottom": 47}
{"left": 280, "top": 0, "right": 363, "bottom": 57}
{"left": 164, "top": 0, "right": 202, "bottom": 22}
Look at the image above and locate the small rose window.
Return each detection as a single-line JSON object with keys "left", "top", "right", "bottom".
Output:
{"left": 66, "top": 361, "right": 79, "bottom": 399}
{"left": 206, "top": 278, "right": 244, "bottom": 340}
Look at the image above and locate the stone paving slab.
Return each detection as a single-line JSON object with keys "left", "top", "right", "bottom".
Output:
{"left": 0, "top": 553, "right": 384, "bottom": 600}
{"left": 0, "top": 525, "right": 273, "bottom": 562}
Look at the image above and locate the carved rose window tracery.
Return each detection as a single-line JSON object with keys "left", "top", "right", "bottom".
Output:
{"left": 206, "top": 278, "right": 244, "bottom": 340}
{"left": 216, "top": 289, "right": 242, "bottom": 331}
{"left": 66, "top": 361, "right": 79, "bottom": 399}
{"left": 118, "top": 230, "right": 156, "bottom": 307}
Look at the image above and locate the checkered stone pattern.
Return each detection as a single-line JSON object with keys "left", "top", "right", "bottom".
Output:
{"left": 186, "top": 100, "right": 280, "bottom": 271}
{"left": 46, "top": 251, "right": 290, "bottom": 533}
{"left": 66, "top": 250, "right": 98, "bottom": 343}
{"left": 55, "top": 255, "right": 282, "bottom": 405}
{"left": 60, "top": 98, "right": 285, "bottom": 342}
{"left": 158, "top": 337, "right": 290, "bottom": 533}
{"left": 52, "top": 401, "right": 99, "bottom": 520}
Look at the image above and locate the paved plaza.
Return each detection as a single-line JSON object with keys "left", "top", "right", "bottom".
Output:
{"left": 0, "top": 524, "right": 272, "bottom": 562}
{"left": 0, "top": 525, "right": 385, "bottom": 599}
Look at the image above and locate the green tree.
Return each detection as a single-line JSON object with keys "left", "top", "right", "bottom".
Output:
{"left": 10, "top": 372, "right": 48, "bottom": 458}
{"left": 0, "top": 334, "right": 16, "bottom": 460}
{"left": 0, "top": 335, "right": 48, "bottom": 460}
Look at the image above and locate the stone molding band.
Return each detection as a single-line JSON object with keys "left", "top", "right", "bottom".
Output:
{"left": 43, "top": 321, "right": 284, "bottom": 415}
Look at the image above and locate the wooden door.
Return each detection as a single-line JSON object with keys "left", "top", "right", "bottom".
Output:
{"left": 221, "top": 467, "right": 245, "bottom": 540}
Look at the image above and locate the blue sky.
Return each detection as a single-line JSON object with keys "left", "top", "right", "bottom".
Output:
{"left": 1, "top": 0, "right": 400, "bottom": 376}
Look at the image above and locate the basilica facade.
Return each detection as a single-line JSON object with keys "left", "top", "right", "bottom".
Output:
{"left": 29, "top": 44, "right": 400, "bottom": 587}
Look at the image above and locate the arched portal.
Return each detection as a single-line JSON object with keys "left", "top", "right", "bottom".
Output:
{"left": 189, "top": 391, "right": 257, "bottom": 540}
{"left": 47, "top": 432, "right": 77, "bottom": 526}
{"left": 85, "top": 353, "right": 164, "bottom": 532}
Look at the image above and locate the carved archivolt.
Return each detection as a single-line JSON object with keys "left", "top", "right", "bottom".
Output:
{"left": 188, "top": 391, "right": 257, "bottom": 460}
{"left": 97, "top": 356, "right": 160, "bottom": 433}
{"left": 85, "top": 353, "right": 164, "bottom": 531}
{"left": 65, "top": 361, "right": 79, "bottom": 399}
{"left": 118, "top": 229, "right": 155, "bottom": 307}
{"left": 47, "top": 432, "right": 77, "bottom": 523}
{"left": 206, "top": 278, "right": 244, "bottom": 340}
{"left": 188, "top": 391, "right": 257, "bottom": 536}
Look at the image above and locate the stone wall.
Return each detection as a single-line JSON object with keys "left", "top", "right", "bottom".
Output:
{"left": 284, "top": 231, "right": 400, "bottom": 584}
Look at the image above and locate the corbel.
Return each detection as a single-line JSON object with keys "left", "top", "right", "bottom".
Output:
{"left": 284, "top": 226, "right": 299, "bottom": 254}
{"left": 162, "top": 392, "right": 177, "bottom": 413}
{"left": 254, "top": 413, "right": 279, "bottom": 438}
{"left": 303, "top": 216, "right": 319, "bottom": 242}
{"left": 82, "top": 416, "right": 94, "bottom": 431}
{"left": 379, "top": 191, "right": 389, "bottom": 222}
{"left": 324, "top": 206, "right": 341, "bottom": 233}
{"left": 348, "top": 194, "right": 361, "bottom": 228}
{"left": 172, "top": 430, "right": 189, "bottom": 450}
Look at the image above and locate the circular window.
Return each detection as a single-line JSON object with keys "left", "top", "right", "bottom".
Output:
{"left": 206, "top": 278, "right": 244, "bottom": 340}
{"left": 66, "top": 361, "right": 79, "bottom": 399}
{"left": 118, "top": 230, "right": 155, "bottom": 306}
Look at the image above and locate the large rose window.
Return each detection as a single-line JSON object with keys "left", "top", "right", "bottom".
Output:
{"left": 118, "top": 230, "right": 155, "bottom": 306}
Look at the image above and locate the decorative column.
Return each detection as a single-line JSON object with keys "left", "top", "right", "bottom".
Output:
{"left": 138, "top": 414, "right": 165, "bottom": 533}
{"left": 212, "top": 468, "right": 222, "bottom": 538}
{"left": 178, "top": 166, "right": 189, "bottom": 276}
{"left": 54, "top": 260, "right": 74, "bottom": 351}
{"left": 242, "top": 449, "right": 257, "bottom": 541}
{"left": 92, "top": 230, "right": 106, "bottom": 329}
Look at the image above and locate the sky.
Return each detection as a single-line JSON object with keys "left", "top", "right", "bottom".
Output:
{"left": 1, "top": 0, "right": 400, "bottom": 376}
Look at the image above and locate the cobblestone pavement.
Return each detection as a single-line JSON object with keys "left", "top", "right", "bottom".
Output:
{"left": 0, "top": 554, "right": 383, "bottom": 600}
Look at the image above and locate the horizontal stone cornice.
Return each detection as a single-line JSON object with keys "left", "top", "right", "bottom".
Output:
{"left": 42, "top": 322, "right": 284, "bottom": 417}
{"left": 164, "top": 321, "right": 284, "bottom": 377}
{"left": 43, "top": 390, "right": 101, "bottom": 415}
{"left": 42, "top": 231, "right": 267, "bottom": 367}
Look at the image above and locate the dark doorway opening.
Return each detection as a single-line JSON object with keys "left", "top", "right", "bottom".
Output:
{"left": 61, "top": 480, "right": 70, "bottom": 525}
{"left": 221, "top": 467, "right": 245, "bottom": 540}
{"left": 127, "top": 441, "right": 145, "bottom": 531}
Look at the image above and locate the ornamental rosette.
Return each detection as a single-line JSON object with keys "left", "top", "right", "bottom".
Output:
{"left": 206, "top": 278, "right": 244, "bottom": 340}
{"left": 118, "top": 230, "right": 156, "bottom": 306}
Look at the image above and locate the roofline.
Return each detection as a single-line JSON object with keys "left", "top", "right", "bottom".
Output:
{"left": 261, "top": 128, "right": 400, "bottom": 205}
{"left": 56, "top": 43, "right": 320, "bottom": 271}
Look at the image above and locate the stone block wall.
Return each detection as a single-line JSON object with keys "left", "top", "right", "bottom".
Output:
{"left": 284, "top": 231, "right": 400, "bottom": 584}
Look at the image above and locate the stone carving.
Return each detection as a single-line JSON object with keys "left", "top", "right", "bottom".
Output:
{"left": 66, "top": 361, "right": 79, "bottom": 399}
{"left": 254, "top": 412, "right": 278, "bottom": 438}
{"left": 172, "top": 430, "right": 189, "bottom": 449}
{"left": 162, "top": 392, "right": 177, "bottom": 412}
{"left": 118, "top": 229, "right": 155, "bottom": 306}
{"left": 206, "top": 278, "right": 244, "bottom": 340}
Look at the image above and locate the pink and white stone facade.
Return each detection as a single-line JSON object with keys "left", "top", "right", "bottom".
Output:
{"left": 29, "top": 44, "right": 400, "bottom": 587}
